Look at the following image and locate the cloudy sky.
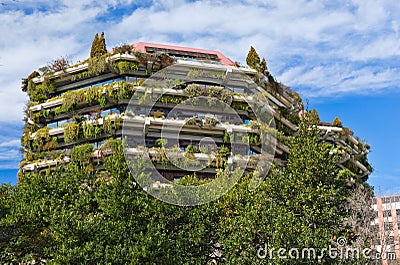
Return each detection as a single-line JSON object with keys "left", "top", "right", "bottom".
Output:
{"left": 0, "top": 0, "right": 399, "bottom": 195}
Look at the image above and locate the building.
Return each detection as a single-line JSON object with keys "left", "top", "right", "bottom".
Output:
{"left": 372, "top": 195, "right": 400, "bottom": 264}
{"left": 19, "top": 39, "right": 372, "bottom": 191}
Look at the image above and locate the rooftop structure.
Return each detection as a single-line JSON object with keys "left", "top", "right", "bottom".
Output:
{"left": 132, "top": 42, "right": 235, "bottom": 66}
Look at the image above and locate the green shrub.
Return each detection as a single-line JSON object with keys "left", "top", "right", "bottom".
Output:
{"left": 63, "top": 122, "right": 79, "bottom": 143}
{"left": 71, "top": 143, "right": 94, "bottom": 164}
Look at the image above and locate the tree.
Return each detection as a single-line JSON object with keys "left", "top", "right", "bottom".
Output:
{"left": 90, "top": 32, "right": 107, "bottom": 58}
{"left": 332, "top": 116, "right": 342, "bottom": 127}
{"left": 48, "top": 56, "right": 70, "bottom": 72}
{"left": 246, "top": 46, "right": 261, "bottom": 71}
{"left": 98, "top": 32, "right": 107, "bottom": 56}
{"left": 1, "top": 125, "right": 372, "bottom": 264}
{"left": 90, "top": 33, "right": 99, "bottom": 58}
{"left": 0, "top": 140, "right": 217, "bottom": 264}
{"left": 260, "top": 57, "right": 268, "bottom": 73}
{"left": 214, "top": 116, "right": 362, "bottom": 264}
{"left": 310, "top": 108, "right": 320, "bottom": 124}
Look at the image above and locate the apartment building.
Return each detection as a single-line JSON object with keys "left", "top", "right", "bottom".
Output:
{"left": 19, "top": 41, "right": 372, "bottom": 188}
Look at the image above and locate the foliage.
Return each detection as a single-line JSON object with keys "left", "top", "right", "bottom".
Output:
{"left": 90, "top": 33, "right": 99, "bottom": 58}
{"left": 71, "top": 70, "right": 90, "bottom": 81}
{"left": 2, "top": 121, "right": 372, "bottom": 264}
{"left": 43, "top": 136, "right": 58, "bottom": 150}
{"left": 333, "top": 116, "right": 343, "bottom": 127}
{"left": 246, "top": 46, "right": 261, "bottom": 71}
{"left": 116, "top": 61, "right": 138, "bottom": 73}
{"left": 184, "top": 144, "right": 199, "bottom": 159}
{"left": 71, "top": 143, "right": 94, "bottom": 164}
{"left": 185, "top": 116, "right": 202, "bottom": 126}
{"left": 62, "top": 89, "right": 83, "bottom": 112}
{"left": 260, "top": 57, "right": 268, "bottom": 73}
{"left": 242, "top": 132, "right": 260, "bottom": 145}
{"left": 157, "top": 94, "right": 185, "bottom": 105}
{"left": 231, "top": 101, "right": 248, "bottom": 111}
{"left": 28, "top": 81, "right": 56, "bottom": 103}
{"left": 50, "top": 81, "right": 137, "bottom": 117}
{"left": 88, "top": 54, "right": 109, "bottom": 76}
{"left": 28, "top": 71, "right": 40, "bottom": 80}
{"left": 186, "top": 68, "right": 226, "bottom": 80}
{"left": 183, "top": 83, "right": 203, "bottom": 97}
{"left": 207, "top": 86, "right": 232, "bottom": 105}
{"left": 32, "top": 126, "right": 50, "bottom": 151}
{"left": 63, "top": 121, "right": 79, "bottom": 143}
{"left": 48, "top": 56, "right": 70, "bottom": 72}
{"left": 152, "top": 110, "right": 165, "bottom": 119}
{"left": 203, "top": 115, "right": 219, "bottom": 127}
{"left": 309, "top": 108, "right": 320, "bottom": 124}
{"left": 85, "top": 85, "right": 103, "bottom": 105}
{"left": 183, "top": 84, "right": 232, "bottom": 105}
{"left": 102, "top": 116, "right": 113, "bottom": 135}
{"left": 112, "top": 43, "right": 133, "bottom": 55}
{"left": 82, "top": 120, "right": 97, "bottom": 139}
{"left": 289, "top": 90, "right": 304, "bottom": 110}
{"left": 90, "top": 32, "right": 107, "bottom": 58}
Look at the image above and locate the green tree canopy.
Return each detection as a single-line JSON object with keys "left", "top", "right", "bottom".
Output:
{"left": 333, "top": 116, "right": 343, "bottom": 127}
{"left": 246, "top": 46, "right": 261, "bottom": 71}
{"left": 0, "top": 120, "right": 373, "bottom": 264}
{"left": 90, "top": 32, "right": 107, "bottom": 58}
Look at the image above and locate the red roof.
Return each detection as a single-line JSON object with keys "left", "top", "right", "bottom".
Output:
{"left": 132, "top": 42, "right": 235, "bottom": 66}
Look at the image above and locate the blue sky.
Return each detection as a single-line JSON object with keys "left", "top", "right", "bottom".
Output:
{"left": 0, "top": 0, "right": 399, "bottom": 195}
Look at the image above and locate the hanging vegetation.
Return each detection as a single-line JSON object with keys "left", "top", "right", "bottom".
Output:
{"left": 88, "top": 54, "right": 109, "bottom": 76}
{"left": 116, "top": 61, "right": 139, "bottom": 74}
{"left": 63, "top": 122, "right": 80, "bottom": 143}
{"left": 28, "top": 81, "right": 56, "bottom": 103}
{"left": 71, "top": 143, "right": 94, "bottom": 164}
{"left": 33, "top": 126, "right": 50, "bottom": 151}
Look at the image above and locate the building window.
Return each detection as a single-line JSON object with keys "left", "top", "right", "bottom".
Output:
{"left": 385, "top": 237, "right": 395, "bottom": 245}
{"left": 396, "top": 209, "right": 400, "bottom": 216}
{"left": 383, "top": 210, "right": 392, "bottom": 217}
{"left": 373, "top": 198, "right": 377, "bottom": 205}
{"left": 371, "top": 225, "right": 379, "bottom": 233}
{"left": 384, "top": 223, "right": 393, "bottom": 231}
{"left": 391, "top": 196, "right": 400, "bottom": 203}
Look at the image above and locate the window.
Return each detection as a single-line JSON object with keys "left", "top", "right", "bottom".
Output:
{"left": 392, "top": 196, "right": 400, "bottom": 202}
{"left": 384, "top": 223, "right": 393, "bottom": 231}
{"left": 383, "top": 210, "right": 392, "bottom": 217}
{"left": 396, "top": 209, "right": 400, "bottom": 216}
{"left": 371, "top": 225, "right": 379, "bottom": 233}
{"left": 125, "top": 76, "right": 138, "bottom": 83}
{"left": 373, "top": 198, "right": 377, "bottom": 205}
{"left": 47, "top": 122, "right": 58, "bottom": 129}
{"left": 385, "top": 237, "right": 395, "bottom": 245}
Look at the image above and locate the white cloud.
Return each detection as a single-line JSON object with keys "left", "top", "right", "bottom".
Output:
{"left": 0, "top": 124, "right": 22, "bottom": 169}
{"left": 0, "top": 139, "right": 20, "bottom": 148}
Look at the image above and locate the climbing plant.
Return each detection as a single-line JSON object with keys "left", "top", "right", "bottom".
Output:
{"left": 116, "top": 61, "right": 138, "bottom": 74}
{"left": 32, "top": 126, "right": 50, "bottom": 151}
{"left": 70, "top": 143, "right": 94, "bottom": 164}
{"left": 63, "top": 122, "right": 79, "bottom": 143}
